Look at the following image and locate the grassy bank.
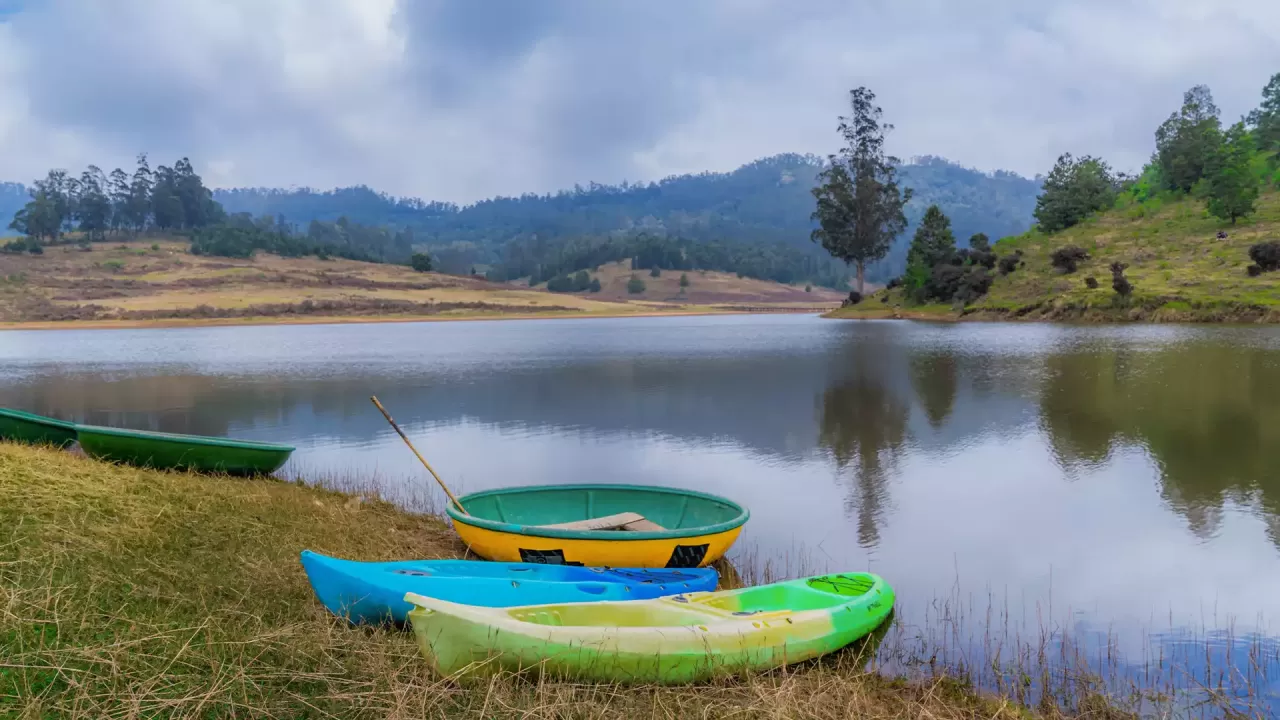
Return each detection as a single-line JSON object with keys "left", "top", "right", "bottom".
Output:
{"left": 831, "top": 189, "right": 1280, "bottom": 323}
{"left": 0, "top": 442, "right": 1059, "bottom": 719}
{"left": 0, "top": 240, "right": 840, "bottom": 328}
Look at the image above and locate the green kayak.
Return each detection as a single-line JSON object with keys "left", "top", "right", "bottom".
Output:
{"left": 405, "top": 571, "right": 894, "bottom": 684}
{"left": 75, "top": 424, "right": 295, "bottom": 476}
{"left": 0, "top": 408, "right": 79, "bottom": 448}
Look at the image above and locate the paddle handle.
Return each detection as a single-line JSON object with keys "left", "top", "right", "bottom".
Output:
{"left": 370, "top": 396, "right": 469, "bottom": 515}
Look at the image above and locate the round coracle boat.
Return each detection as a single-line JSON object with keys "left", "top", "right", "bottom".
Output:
{"left": 447, "top": 483, "right": 749, "bottom": 569}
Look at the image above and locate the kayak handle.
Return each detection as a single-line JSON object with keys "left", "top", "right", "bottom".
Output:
{"left": 575, "top": 583, "right": 608, "bottom": 595}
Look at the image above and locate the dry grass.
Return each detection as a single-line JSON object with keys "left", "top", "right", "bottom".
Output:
{"left": 0, "top": 241, "right": 839, "bottom": 327}
{"left": 0, "top": 441, "right": 1092, "bottom": 719}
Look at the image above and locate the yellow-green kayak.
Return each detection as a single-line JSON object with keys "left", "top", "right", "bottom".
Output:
{"left": 405, "top": 572, "right": 894, "bottom": 684}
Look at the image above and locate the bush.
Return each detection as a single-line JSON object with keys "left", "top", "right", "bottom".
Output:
{"left": 971, "top": 250, "right": 997, "bottom": 269}
{"left": 547, "top": 270, "right": 595, "bottom": 293}
{"left": 842, "top": 291, "right": 863, "bottom": 306}
{"left": 150, "top": 243, "right": 161, "bottom": 251}
{"left": 925, "top": 264, "right": 965, "bottom": 301}
{"left": 804, "top": 284, "right": 811, "bottom": 293}
{"left": 626, "top": 274, "right": 646, "bottom": 294}
{"left": 2, "top": 238, "right": 33, "bottom": 254}
{"left": 885, "top": 276, "right": 902, "bottom": 290}
{"left": 409, "top": 253, "right": 433, "bottom": 272}
{"left": 1050, "top": 245, "right": 1089, "bottom": 274}
{"left": 649, "top": 267, "right": 661, "bottom": 278}
{"left": 1085, "top": 276, "right": 1099, "bottom": 289}
{"left": 1248, "top": 264, "right": 1264, "bottom": 277}
{"left": 1248, "top": 241, "right": 1280, "bottom": 271}
{"left": 589, "top": 277, "right": 602, "bottom": 292}
{"left": 922, "top": 264, "right": 993, "bottom": 305}
{"left": 959, "top": 267, "right": 993, "bottom": 304}
{"left": 998, "top": 255, "right": 1020, "bottom": 275}
{"left": 1110, "top": 261, "right": 1132, "bottom": 297}
{"left": 680, "top": 273, "right": 690, "bottom": 288}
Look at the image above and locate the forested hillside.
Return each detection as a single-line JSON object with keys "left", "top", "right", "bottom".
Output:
{"left": 4, "top": 154, "right": 1040, "bottom": 285}
{"left": 210, "top": 154, "right": 1039, "bottom": 283}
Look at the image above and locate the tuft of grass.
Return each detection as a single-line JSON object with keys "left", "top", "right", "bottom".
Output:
{"left": 0, "top": 442, "right": 1050, "bottom": 719}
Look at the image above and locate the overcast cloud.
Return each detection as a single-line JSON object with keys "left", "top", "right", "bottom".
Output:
{"left": 1, "top": 0, "right": 1279, "bottom": 203}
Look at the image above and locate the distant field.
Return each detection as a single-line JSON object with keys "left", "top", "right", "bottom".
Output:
{"left": 0, "top": 240, "right": 842, "bottom": 327}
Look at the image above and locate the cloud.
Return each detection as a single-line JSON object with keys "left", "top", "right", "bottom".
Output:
{"left": 1, "top": 0, "right": 1278, "bottom": 202}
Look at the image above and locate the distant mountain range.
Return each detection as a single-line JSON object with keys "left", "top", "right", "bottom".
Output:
{"left": 3, "top": 154, "right": 1041, "bottom": 282}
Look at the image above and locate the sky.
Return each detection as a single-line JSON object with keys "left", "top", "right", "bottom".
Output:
{"left": 1, "top": 0, "right": 1279, "bottom": 204}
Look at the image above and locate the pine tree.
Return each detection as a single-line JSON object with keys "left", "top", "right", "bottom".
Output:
{"left": 904, "top": 205, "right": 955, "bottom": 301}
{"left": 1155, "top": 85, "right": 1223, "bottom": 193}
{"left": 1247, "top": 73, "right": 1280, "bottom": 152}
{"left": 1033, "top": 153, "right": 1117, "bottom": 233}
{"left": 1206, "top": 122, "right": 1260, "bottom": 224}
{"left": 811, "top": 87, "right": 912, "bottom": 294}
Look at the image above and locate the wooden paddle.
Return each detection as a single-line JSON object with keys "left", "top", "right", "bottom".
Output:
{"left": 370, "top": 396, "right": 468, "bottom": 515}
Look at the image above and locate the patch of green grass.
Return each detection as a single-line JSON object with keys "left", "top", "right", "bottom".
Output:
{"left": 971, "top": 189, "right": 1280, "bottom": 321}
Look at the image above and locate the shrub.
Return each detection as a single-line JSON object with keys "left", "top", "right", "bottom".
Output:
{"left": 1110, "top": 261, "right": 1132, "bottom": 297}
{"left": 1248, "top": 241, "right": 1280, "bottom": 271}
{"left": 843, "top": 291, "right": 863, "bottom": 306}
{"left": 885, "top": 276, "right": 902, "bottom": 290}
{"left": 409, "top": 253, "right": 433, "bottom": 272}
{"left": 1050, "top": 245, "right": 1089, "bottom": 274}
{"left": 649, "top": 267, "right": 661, "bottom": 278}
{"left": 954, "top": 267, "right": 993, "bottom": 305}
{"left": 679, "top": 273, "right": 690, "bottom": 288}
{"left": 626, "top": 274, "right": 646, "bottom": 294}
{"left": 150, "top": 243, "right": 161, "bottom": 251}
{"left": 998, "top": 255, "right": 1020, "bottom": 275}
{"left": 925, "top": 263, "right": 965, "bottom": 301}
{"left": 589, "top": 277, "right": 602, "bottom": 292}
{"left": 804, "top": 284, "right": 811, "bottom": 292}
{"left": 1085, "top": 276, "right": 1099, "bottom": 289}
{"left": 971, "top": 250, "right": 997, "bottom": 269}
{"left": 1247, "top": 264, "right": 1264, "bottom": 277}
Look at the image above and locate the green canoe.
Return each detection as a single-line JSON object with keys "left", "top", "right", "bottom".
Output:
{"left": 75, "top": 424, "right": 295, "bottom": 476}
{"left": 405, "top": 571, "right": 894, "bottom": 684}
{"left": 0, "top": 408, "right": 79, "bottom": 448}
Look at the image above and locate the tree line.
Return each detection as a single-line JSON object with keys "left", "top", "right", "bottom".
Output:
{"left": 1033, "top": 79, "right": 1280, "bottom": 232}
{"left": 811, "top": 75, "right": 1280, "bottom": 307}
{"left": 7, "top": 155, "right": 222, "bottom": 243}
{"left": 486, "top": 232, "right": 852, "bottom": 289}
{"left": 4, "top": 155, "right": 426, "bottom": 267}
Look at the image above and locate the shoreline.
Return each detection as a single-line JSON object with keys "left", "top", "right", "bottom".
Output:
{"left": 0, "top": 440, "right": 1135, "bottom": 718}
{"left": 824, "top": 301, "right": 1280, "bottom": 324}
{"left": 0, "top": 306, "right": 836, "bottom": 332}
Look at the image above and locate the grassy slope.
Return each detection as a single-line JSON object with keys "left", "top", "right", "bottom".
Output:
{"left": 529, "top": 260, "right": 846, "bottom": 306}
{"left": 833, "top": 189, "right": 1280, "bottom": 322}
{"left": 0, "top": 240, "right": 840, "bottom": 328}
{"left": 0, "top": 442, "right": 1047, "bottom": 719}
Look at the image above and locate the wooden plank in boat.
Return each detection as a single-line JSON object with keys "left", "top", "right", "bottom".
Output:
{"left": 536, "top": 512, "right": 667, "bottom": 532}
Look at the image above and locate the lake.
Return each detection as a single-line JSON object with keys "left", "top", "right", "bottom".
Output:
{"left": 2, "top": 314, "right": 1278, "bottom": 710}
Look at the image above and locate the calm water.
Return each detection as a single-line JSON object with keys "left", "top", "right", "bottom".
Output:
{"left": 3, "top": 314, "right": 1279, "bottom": 708}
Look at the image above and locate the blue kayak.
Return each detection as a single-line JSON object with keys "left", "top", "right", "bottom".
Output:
{"left": 299, "top": 549, "right": 720, "bottom": 625}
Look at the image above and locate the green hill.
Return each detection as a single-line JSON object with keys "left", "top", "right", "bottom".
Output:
{"left": 844, "top": 188, "right": 1280, "bottom": 322}
{"left": 208, "top": 154, "right": 1039, "bottom": 283}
